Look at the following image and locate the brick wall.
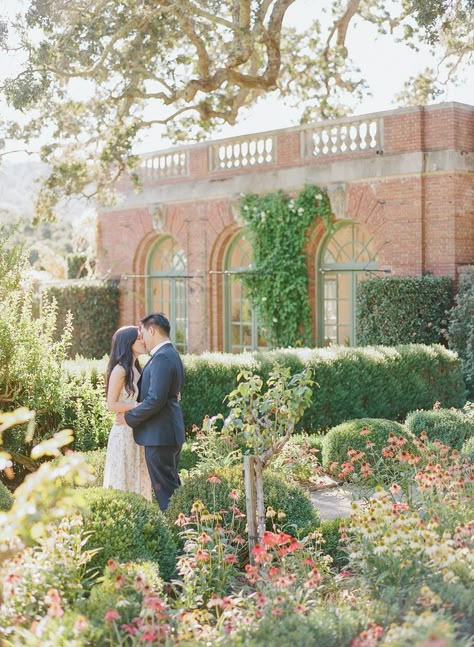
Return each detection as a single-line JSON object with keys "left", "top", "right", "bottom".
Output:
{"left": 97, "top": 102, "right": 474, "bottom": 352}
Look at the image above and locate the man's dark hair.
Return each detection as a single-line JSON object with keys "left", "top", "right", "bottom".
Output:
{"left": 141, "top": 312, "right": 171, "bottom": 336}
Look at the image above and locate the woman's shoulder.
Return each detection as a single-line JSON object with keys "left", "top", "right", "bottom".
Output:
{"left": 110, "top": 363, "right": 126, "bottom": 379}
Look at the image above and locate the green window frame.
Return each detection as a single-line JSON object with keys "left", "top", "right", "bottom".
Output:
{"left": 223, "top": 230, "right": 266, "bottom": 353}
{"left": 146, "top": 236, "right": 187, "bottom": 353}
{"left": 317, "top": 222, "right": 378, "bottom": 346}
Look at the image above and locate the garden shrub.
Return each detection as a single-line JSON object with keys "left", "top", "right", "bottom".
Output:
{"left": 461, "top": 436, "right": 474, "bottom": 461}
{"left": 405, "top": 408, "right": 474, "bottom": 449}
{"left": 356, "top": 275, "right": 453, "bottom": 346}
{"left": 62, "top": 371, "right": 113, "bottom": 451}
{"left": 42, "top": 280, "right": 119, "bottom": 359}
{"left": 182, "top": 346, "right": 465, "bottom": 435}
{"left": 79, "top": 488, "right": 177, "bottom": 581}
{"left": 179, "top": 441, "right": 199, "bottom": 472}
{"left": 66, "top": 253, "right": 95, "bottom": 279}
{"left": 448, "top": 267, "right": 474, "bottom": 397}
{"left": 0, "top": 482, "right": 13, "bottom": 511}
{"left": 322, "top": 418, "right": 410, "bottom": 468}
{"left": 77, "top": 448, "right": 106, "bottom": 487}
{"left": 319, "top": 518, "right": 347, "bottom": 569}
{"left": 167, "top": 465, "right": 319, "bottom": 542}
{"left": 237, "top": 603, "right": 368, "bottom": 647}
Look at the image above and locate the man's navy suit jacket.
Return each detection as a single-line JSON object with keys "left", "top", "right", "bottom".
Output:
{"left": 124, "top": 342, "right": 185, "bottom": 447}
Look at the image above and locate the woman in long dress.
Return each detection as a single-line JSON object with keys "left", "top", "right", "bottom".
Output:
{"left": 103, "top": 326, "right": 152, "bottom": 501}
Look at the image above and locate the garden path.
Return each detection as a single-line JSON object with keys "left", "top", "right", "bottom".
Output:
{"left": 310, "top": 487, "right": 353, "bottom": 520}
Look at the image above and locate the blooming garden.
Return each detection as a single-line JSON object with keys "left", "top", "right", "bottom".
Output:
{"left": 0, "top": 228, "right": 473, "bottom": 646}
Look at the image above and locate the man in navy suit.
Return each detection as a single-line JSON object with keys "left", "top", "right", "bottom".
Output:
{"left": 124, "top": 312, "right": 185, "bottom": 511}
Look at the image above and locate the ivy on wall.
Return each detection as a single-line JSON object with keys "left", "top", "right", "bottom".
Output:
{"left": 240, "top": 185, "right": 332, "bottom": 348}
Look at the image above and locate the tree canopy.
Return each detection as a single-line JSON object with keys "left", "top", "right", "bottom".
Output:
{"left": 0, "top": 0, "right": 472, "bottom": 219}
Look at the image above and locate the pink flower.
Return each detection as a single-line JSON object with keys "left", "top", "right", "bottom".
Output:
{"left": 224, "top": 554, "right": 238, "bottom": 564}
{"left": 73, "top": 616, "right": 89, "bottom": 634}
{"left": 107, "top": 559, "right": 118, "bottom": 572}
{"left": 207, "top": 474, "right": 222, "bottom": 484}
{"left": 228, "top": 489, "right": 240, "bottom": 500}
{"left": 359, "top": 427, "right": 370, "bottom": 436}
{"left": 104, "top": 609, "right": 121, "bottom": 623}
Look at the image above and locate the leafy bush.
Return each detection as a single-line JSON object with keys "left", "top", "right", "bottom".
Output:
{"left": 0, "top": 482, "right": 13, "bottom": 511}
{"left": 237, "top": 603, "right": 368, "bottom": 647}
{"left": 77, "top": 448, "right": 106, "bottom": 487}
{"left": 66, "top": 253, "right": 95, "bottom": 279}
{"left": 79, "top": 488, "right": 177, "bottom": 581}
{"left": 182, "top": 346, "right": 465, "bottom": 435}
{"left": 322, "top": 418, "right": 410, "bottom": 468}
{"left": 63, "top": 371, "right": 113, "bottom": 451}
{"left": 319, "top": 518, "right": 347, "bottom": 569}
{"left": 356, "top": 275, "right": 453, "bottom": 346}
{"left": 166, "top": 466, "right": 319, "bottom": 542}
{"left": 179, "top": 441, "right": 199, "bottom": 472}
{"left": 461, "top": 436, "right": 474, "bottom": 461}
{"left": 448, "top": 267, "right": 474, "bottom": 397}
{"left": 405, "top": 408, "right": 474, "bottom": 449}
{"left": 42, "top": 280, "right": 119, "bottom": 359}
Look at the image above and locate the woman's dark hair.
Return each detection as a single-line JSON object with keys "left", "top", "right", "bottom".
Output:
{"left": 106, "top": 326, "right": 141, "bottom": 397}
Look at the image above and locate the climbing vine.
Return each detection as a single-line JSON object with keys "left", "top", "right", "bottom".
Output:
{"left": 240, "top": 185, "right": 333, "bottom": 348}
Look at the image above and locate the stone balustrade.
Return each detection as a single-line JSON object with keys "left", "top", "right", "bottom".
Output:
{"left": 208, "top": 134, "right": 276, "bottom": 171}
{"left": 300, "top": 116, "right": 384, "bottom": 158}
{"left": 139, "top": 150, "right": 188, "bottom": 180}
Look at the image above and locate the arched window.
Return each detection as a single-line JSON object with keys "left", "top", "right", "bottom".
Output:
{"left": 146, "top": 236, "right": 187, "bottom": 353}
{"left": 223, "top": 230, "right": 266, "bottom": 353}
{"left": 317, "top": 222, "right": 378, "bottom": 346}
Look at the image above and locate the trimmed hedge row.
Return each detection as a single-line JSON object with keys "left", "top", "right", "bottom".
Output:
{"left": 42, "top": 280, "right": 119, "bottom": 359}
{"left": 448, "top": 267, "right": 474, "bottom": 397}
{"left": 181, "top": 345, "right": 466, "bottom": 434}
{"left": 356, "top": 275, "right": 453, "bottom": 346}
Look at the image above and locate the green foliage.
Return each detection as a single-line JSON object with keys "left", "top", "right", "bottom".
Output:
{"left": 356, "top": 275, "right": 453, "bottom": 346}
{"left": 0, "top": 224, "right": 27, "bottom": 298}
{"left": 66, "top": 253, "right": 94, "bottom": 279}
{"left": 182, "top": 345, "right": 465, "bottom": 435}
{"left": 81, "top": 560, "right": 163, "bottom": 632}
{"left": 42, "top": 281, "right": 119, "bottom": 359}
{"left": 63, "top": 372, "right": 113, "bottom": 451}
{"left": 0, "top": 482, "right": 13, "bottom": 511}
{"left": 236, "top": 603, "right": 368, "bottom": 647}
{"left": 322, "top": 418, "right": 410, "bottom": 468}
{"left": 319, "top": 518, "right": 347, "bottom": 569}
{"left": 448, "top": 267, "right": 474, "bottom": 397}
{"left": 166, "top": 466, "right": 319, "bottom": 543}
{"left": 76, "top": 448, "right": 106, "bottom": 487}
{"left": 269, "top": 432, "right": 323, "bottom": 482}
{"left": 178, "top": 441, "right": 199, "bottom": 473}
{"left": 0, "top": 516, "right": 96, "bottom": 636}
{"left": 405, "top": 407, "right": 474, "bottom": 449}
{"left": 461, "top": 435, "right": 474, "bottom": 461}
{"left": 79, "top": 487, "right": 177, "bottom": 581}
{"left": 240, "top": 186, "right": 332, "bottom": 348}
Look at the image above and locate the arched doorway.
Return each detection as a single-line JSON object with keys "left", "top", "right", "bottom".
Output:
{"left": 146, "top": 235, "right": 187, "bottom": 353}
{"left": 317, "top": 222, "right": 378, "bottom": 346}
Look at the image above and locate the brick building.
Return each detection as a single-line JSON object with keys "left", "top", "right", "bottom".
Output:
{"left": 96, "top": 102, "right": 474, "bottom": 354}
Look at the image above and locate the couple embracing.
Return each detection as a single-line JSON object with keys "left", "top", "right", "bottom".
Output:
{"left": 103, "top": 312, "right": 185, "bottom": 511}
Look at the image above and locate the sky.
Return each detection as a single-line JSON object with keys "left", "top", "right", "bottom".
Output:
{"left": 1, "top": 0, "right": 473, "bottom": 160}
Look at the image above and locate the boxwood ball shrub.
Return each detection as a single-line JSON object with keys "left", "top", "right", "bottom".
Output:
{"left": 79, "top": 488, "right": 177, "bottom": 580}
{"left": 167, "top": 465, "right": 319, "bottom": 542}
{"left": 405, "top": 408, "right": 474, "bottom": 449}
{"left": 322, "top": 418, "right": 410, "bottom": 468}
{"left": 0, "top": 481, "right": 13, "bottom": 511}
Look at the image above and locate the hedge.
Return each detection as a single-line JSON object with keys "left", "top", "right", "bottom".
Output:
{"left": 448, "top": 267, "right": 474, "bottom": 397}
{"left": 356, "top": 275, "right": 453, "bottom": 346}
{"left": 79, "top": 488, "right": 177, "bottom": 581}
{"left": 0, "top": 482, "right": 13, "bottom": 511}
{"left": 181, "top": 345, "right": 465, "bottom": 434}
{"left": 405, "top": 408, "right": 474, "bottom": 449}
{"left": 42, "top": 280, "right": 119, "bottom": 359}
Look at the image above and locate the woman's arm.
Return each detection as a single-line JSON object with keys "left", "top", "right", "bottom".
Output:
{"left": 106, "top": 365, "right": 137, "bottom": 413}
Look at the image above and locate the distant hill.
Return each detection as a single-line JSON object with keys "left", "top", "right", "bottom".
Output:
{"left": 0, "top": 160, "right": 91, "bottom": 222}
